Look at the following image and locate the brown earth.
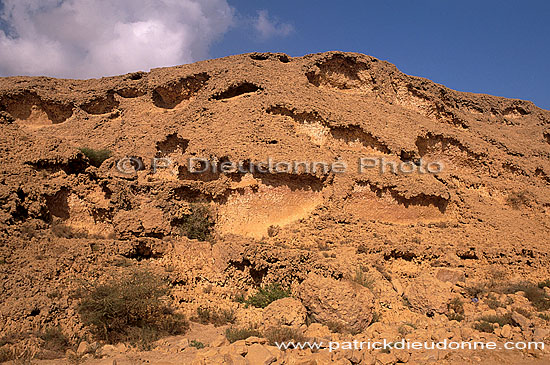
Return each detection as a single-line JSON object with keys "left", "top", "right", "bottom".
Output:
{"left": 0, "top": 51, "right": 549, "bottom": 364}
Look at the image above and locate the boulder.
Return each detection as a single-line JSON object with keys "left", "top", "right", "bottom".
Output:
{"left": 76, "top": 341, "right": 91, "bottom": 356}
{"left": 404, "top": 274, "right": 454, "bottom": 315}
{"left": 511, "top": 312, "right": 531, "bottom": 331}
{"left": 501, "top": 324, "right": 512, "bottom": 339}
{"left": 297, "top": 274, "right": 375, "bottom": 333}
{"left": 245, "top": 344, "right": 276, "bottom": 365}
{"left": 263, "top": 297, "right": 307, "bottom": 329}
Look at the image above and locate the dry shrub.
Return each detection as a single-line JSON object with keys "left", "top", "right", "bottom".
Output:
{"left": 506, "top": 190, "right": 533, "bottom": 209}
{"left": 36, "top": 327, "right": 69, "bottom": 360}
{"left": 193, "top": 307, "right": 236, "bottom": 326}
{"left": 351, "top": 266, "right": 375, "bottom": 290}
{"left": 356, "top": 244, "right": 369, "bottom": 254}
{"left": 447, "top": 298, "right": 465, "bottom": 321}
{"left": 468, "top": 273, "right": 550, "bottom": 312}
{"left": 225, "top": 327, "right": 261, "bottom": 343}
{"left": 0, "top": 334, "right": 39, "bottom": 364}
{"left": 478, "top": 313, "right": 516, "bottom": 327}
{"left": 76, "top": 268, "right": 188, "bottom": 348}
{"left": 20, "top": 223, "right": 40, "bottom": 239}
{"left": 51, "top": 223, "right": 88, "bottom": 239}
{"left": 264, "top": 326, "right": 307, "bottom": 346}
{"left": 473, "top": 321, "right": 495, "bottom": 333}
{"left": 267, "top": 225, "right": 280, "bottom": 237}
{"left": 322, "top": 320, "right": 358, "bottom": 335}
{"left": 465, "top": 268, "right": 508, "bottom": 297}
{"left": 504, "top": 282, "right": 550, "bottom": 311}
{"left": 179, "top": 203, "right": 215, "bottom": 241}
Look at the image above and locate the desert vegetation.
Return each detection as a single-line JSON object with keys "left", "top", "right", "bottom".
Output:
{"left": 78, "top": 147, "right": 112, "bottom": 168}
{"left": 240, "top": 283, "right": 291, "bottom": 308}
{"left": 76, "top": 268, "right": 188, "bottom": 348}
{"left": 178, "top": 203, "right": 215, "bottom": 241}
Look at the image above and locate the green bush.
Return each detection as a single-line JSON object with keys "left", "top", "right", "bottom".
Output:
{"left": 189, "top": 340, "right": 205, "bottom": 349}
{"left": 225, "top": 327, "right": 261, "bottom": 343}
{"left": 78, "top": 147, "right": 112, "bottom": 168}
{"left": 77, "top": 269, "right": 188, "bottom": 347}
{"left": 179, "top": 204, "right": 215, "bottom": 241}
{"left": 245, "top": 283, "right": 290, "bottom": 308}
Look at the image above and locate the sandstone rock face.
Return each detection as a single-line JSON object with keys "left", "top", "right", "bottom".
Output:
{"left": 1, "top": 51, "right": 550, "bottom": 364}
{"left": 404, "top": 274, "right": 454, "bottom": 315}
{"left": 262, "top": 297, "right": 307, "bottom": 329}
{"left": 297, "top": 274, "right": 375, "bottom": 333}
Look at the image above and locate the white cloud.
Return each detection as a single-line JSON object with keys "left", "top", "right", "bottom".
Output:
{"left": 0, "top": 0, "right": 234, "bottom": 78}
{"left": 254, "top": 10, "right": 293, "bottom": 40}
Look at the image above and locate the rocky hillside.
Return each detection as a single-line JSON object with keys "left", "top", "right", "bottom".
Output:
{"left": 0, "top": 51, "right": 549, "bottom": 364}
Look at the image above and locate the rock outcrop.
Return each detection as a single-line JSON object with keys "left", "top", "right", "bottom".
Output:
{"left": 0, "top": 51, "right": 549, "bottom": 364}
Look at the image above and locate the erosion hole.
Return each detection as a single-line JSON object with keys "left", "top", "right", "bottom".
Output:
{"left": 80, "top": 92, "right": 119, "bottom": 114}
{"left": 156, "top": 133, "right": 189, "bottom": 157}
{"left": 250, "top": 53, "right": 290, "bottom": 63}
{"left": 0, "top": 91, "right": 74, "bottom": 125}
{"left": 116, "top": 87, "right": 146, "bottom": 98}
{"left": 45, "top": 189, "right": 70, "bottom": 220}
{"left": 152, "top": 72, "right": 210, "bottom": 109}
{"left": 306, "top": 54, "right": 369, "bottom": 90}
{"left": 211, "top": 82, "right": 262, "bottom": 100}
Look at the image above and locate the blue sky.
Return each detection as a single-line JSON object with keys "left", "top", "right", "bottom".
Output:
{"left": 0, "top": 0, "right": 548, "bottom": 109}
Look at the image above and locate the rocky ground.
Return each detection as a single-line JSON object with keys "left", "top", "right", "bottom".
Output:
{"left": 0, "top": 51, "right": 549, "bottom": 364}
